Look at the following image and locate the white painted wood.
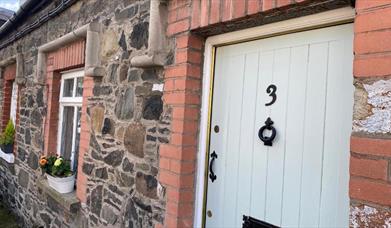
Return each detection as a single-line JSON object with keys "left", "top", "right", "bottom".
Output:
{"left": 318, "top": 40, "right": 343, "bottom": 228}
{"left": 221, "top": 54, "right": 245, "bottom": 227}
{"left": 280, "top": 45, "right": 308, "bottom": 227}
{"left": 235, "top": 52, "right": 259, "bottom": 227}
{"left": 194, "top": 7, "right": 355, "bottom": 228}
{"left": 204, "top": 50, "right": 231, "bottom": 227}
{"left": 299, "top": 42, "right": 329, "bottom": 228}
{"left": 335, "top": 37, "right": 354, "bottom": 228}
{"left": 250, "top": 51, "right": 274, "bottom": 221}
{"left": 204, "top": 24, "right": 353, "bottom": 228}
{"left": 265, "top": 48, "right": 291, "bottom": 225}
{"left": 10, "top": 81, "right": 18, "bottom": 125}
{"left": 319, "top": 37, "right": 353, "bottom": 228}
{"left": 57, "top": 70, "right": 84, "bottom": 171}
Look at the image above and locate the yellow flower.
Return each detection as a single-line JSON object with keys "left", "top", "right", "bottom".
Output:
{"left": 54, "top": 158, "right": 63, "bottom": 167}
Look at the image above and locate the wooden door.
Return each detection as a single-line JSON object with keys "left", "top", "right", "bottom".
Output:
{"left": 205, "top": 24, "right": 354, "bottom": 228}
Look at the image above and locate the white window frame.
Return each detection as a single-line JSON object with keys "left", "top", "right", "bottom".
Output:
{"left": 9, "top": 81, "right": 18, "bottom": 125}
{"left": 57, "top": 69, "right": 84, "bottom": 172}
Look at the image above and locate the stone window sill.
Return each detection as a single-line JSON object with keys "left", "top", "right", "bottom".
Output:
{"left": 37, "top": 178, "right": 80, "bottom": 213}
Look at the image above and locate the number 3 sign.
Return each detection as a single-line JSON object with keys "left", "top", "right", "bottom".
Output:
{"left": 265, "top": 84, "right": 277, "bottom": 106}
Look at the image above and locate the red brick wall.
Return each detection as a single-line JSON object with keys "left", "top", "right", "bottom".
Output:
{"left": 43, "top": 39, "right": 90, "bottom": 202}
{"left": 1, "top": 64, "right": 16, "bottom": 130}
{"left": 350, "top": 137, "right": 391, "bottom": 205}
{"left": 351, "top": 1, "right": 391, "bottom": 223}
{"left": 77, "top": 75, "right": 93, "bottom": 203}
{"left": 189, "top": 0, "right": 293, "bottom": 29}
{"left": 43, "top": 40, "right": 85, "bottom": 155}
{"left": 52, "top": 40, "right": 85, "bottom": 71}
{"left": 43, "top": 68, "right": 61, "bottom": 156}
{"left": 159, "top": 33, "right": 203, "bottom": 227}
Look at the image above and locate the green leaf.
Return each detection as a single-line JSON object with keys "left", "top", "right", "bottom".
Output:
{"left": 0, "top": 120, "right": 14, "bottom": 146}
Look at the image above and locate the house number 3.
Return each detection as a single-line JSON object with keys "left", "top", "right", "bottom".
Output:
{"left": 265, "top": 84, "right": 277, "bottom": 106}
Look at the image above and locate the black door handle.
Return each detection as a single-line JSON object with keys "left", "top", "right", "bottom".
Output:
{"left": 258, "top": 117, "right": 276, "bottom": 146}
{"left": 209, "top": 151, "right": 217, "bottom": 182}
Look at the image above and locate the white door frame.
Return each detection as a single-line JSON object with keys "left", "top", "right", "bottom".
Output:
{"left": 194, "top": 7, "right": 355, "bottom": 228}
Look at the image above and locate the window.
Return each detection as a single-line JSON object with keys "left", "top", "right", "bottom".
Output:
{"left": 10, "top": 81, "right": 18, "bottom": 125}
{"left": 57, "top": 70, "right": 84, "bottom": 172}
{"left": 1, "top": 64, "right": 17, "bottom": 130}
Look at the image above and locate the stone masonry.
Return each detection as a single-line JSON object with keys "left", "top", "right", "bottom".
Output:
{"left": 0, "top": 0, "right": 391, "bottom": 228}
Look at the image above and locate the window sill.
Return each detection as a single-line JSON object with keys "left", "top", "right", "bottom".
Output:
{"left": 0, "top": 147, "right": 14, "bottom": 164}
{"left": 37, "top": 178, "right": 80, "bottom": 213}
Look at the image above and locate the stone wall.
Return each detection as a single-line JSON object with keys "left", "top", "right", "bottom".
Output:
{"left": 0, "top": 0, "right": 172, "bottom": 227}
{"left": 1, "top": 0, "right": 390, "bottom": 227}
{"left": 349, "top": 0, "right": 391, "bottom": 226}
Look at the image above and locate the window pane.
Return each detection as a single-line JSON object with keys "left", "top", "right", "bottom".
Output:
{"left": 60, "top": 106, "right": 74, "bottom": 161}
{"left": 76, "top": 77, "right": 83, "bottom": 97}
{"left": 10, "top": 81, "right": 18, "bottom": 125}
{"left": 62, "top": 78, "right": 74, "bottom": 97}
{"left": 73, "top": 107, "right": 82, "bottom": 172}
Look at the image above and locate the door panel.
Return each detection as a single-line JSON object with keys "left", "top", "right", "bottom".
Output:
{"left": 298, "top": 42, "right": 329, "bottom": 228}
{"left": 319, "top": 39, "right": 352, "bottom": 228}
{"left": 235, "top": 52, "right": 260, "bottom": 228}
{"left": 280, "top": 45, "right": 308, "bottom": 227}
{"left": 205, "top": 24, "right": 353, "bottom": 228}
{"left": 250, "top": 51, "right": 274, "bottom": 221}
{"left": 264, "top": 48, "right": 291, "bottom": 225}
{"left": 221, "top": 54, "right": 245, "bottom": 227}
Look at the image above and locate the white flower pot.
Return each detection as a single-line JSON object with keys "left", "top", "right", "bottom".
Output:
{"left": 47, "top": 174, "right": 75, "bottom": 194}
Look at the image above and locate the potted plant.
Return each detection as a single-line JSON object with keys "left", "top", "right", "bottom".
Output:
{"left": 39, "top": 155, "right": 75, "bottom": 194}
{"left": 0, "top": 120, "right": 15, "bottom": 154}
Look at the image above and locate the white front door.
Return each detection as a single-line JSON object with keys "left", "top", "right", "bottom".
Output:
{"left": 205, "top": 24, "right": 353, "bottom": 228}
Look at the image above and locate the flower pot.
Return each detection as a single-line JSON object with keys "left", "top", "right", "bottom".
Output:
{"left": 47, "top": 174, "right": 75, "bottom": 194}
{"left": 1, "top": 144, "right": 13, "bottom": 154}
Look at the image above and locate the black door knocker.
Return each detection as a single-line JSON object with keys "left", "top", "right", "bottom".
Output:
{"left": 258, "top": 117, "right": 276, "bottom": 146}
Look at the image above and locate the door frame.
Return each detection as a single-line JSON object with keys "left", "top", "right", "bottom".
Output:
{"left": 194, "top": 7, "right": 355, "bottom": 228}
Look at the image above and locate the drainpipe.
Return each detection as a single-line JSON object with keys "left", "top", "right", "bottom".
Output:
{"left": 130, "top": 0, "right": 168, "bottom": 68}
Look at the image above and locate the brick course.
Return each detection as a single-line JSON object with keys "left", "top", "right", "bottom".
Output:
{"left": 350, "top": 156, "right": 388, "bottom": 181}
{"left": 356, "top": 0, "right": 391, "bottom": 12}
{"left": 350, "top": 177, "right": 391, "bottom": 206}
{"left": 351, "top": 136, "right": 391, "bottom": 158}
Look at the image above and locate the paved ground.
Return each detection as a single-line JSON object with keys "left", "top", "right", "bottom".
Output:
{"left": 0, "top": 202, "right": 18, "bottom": 228}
